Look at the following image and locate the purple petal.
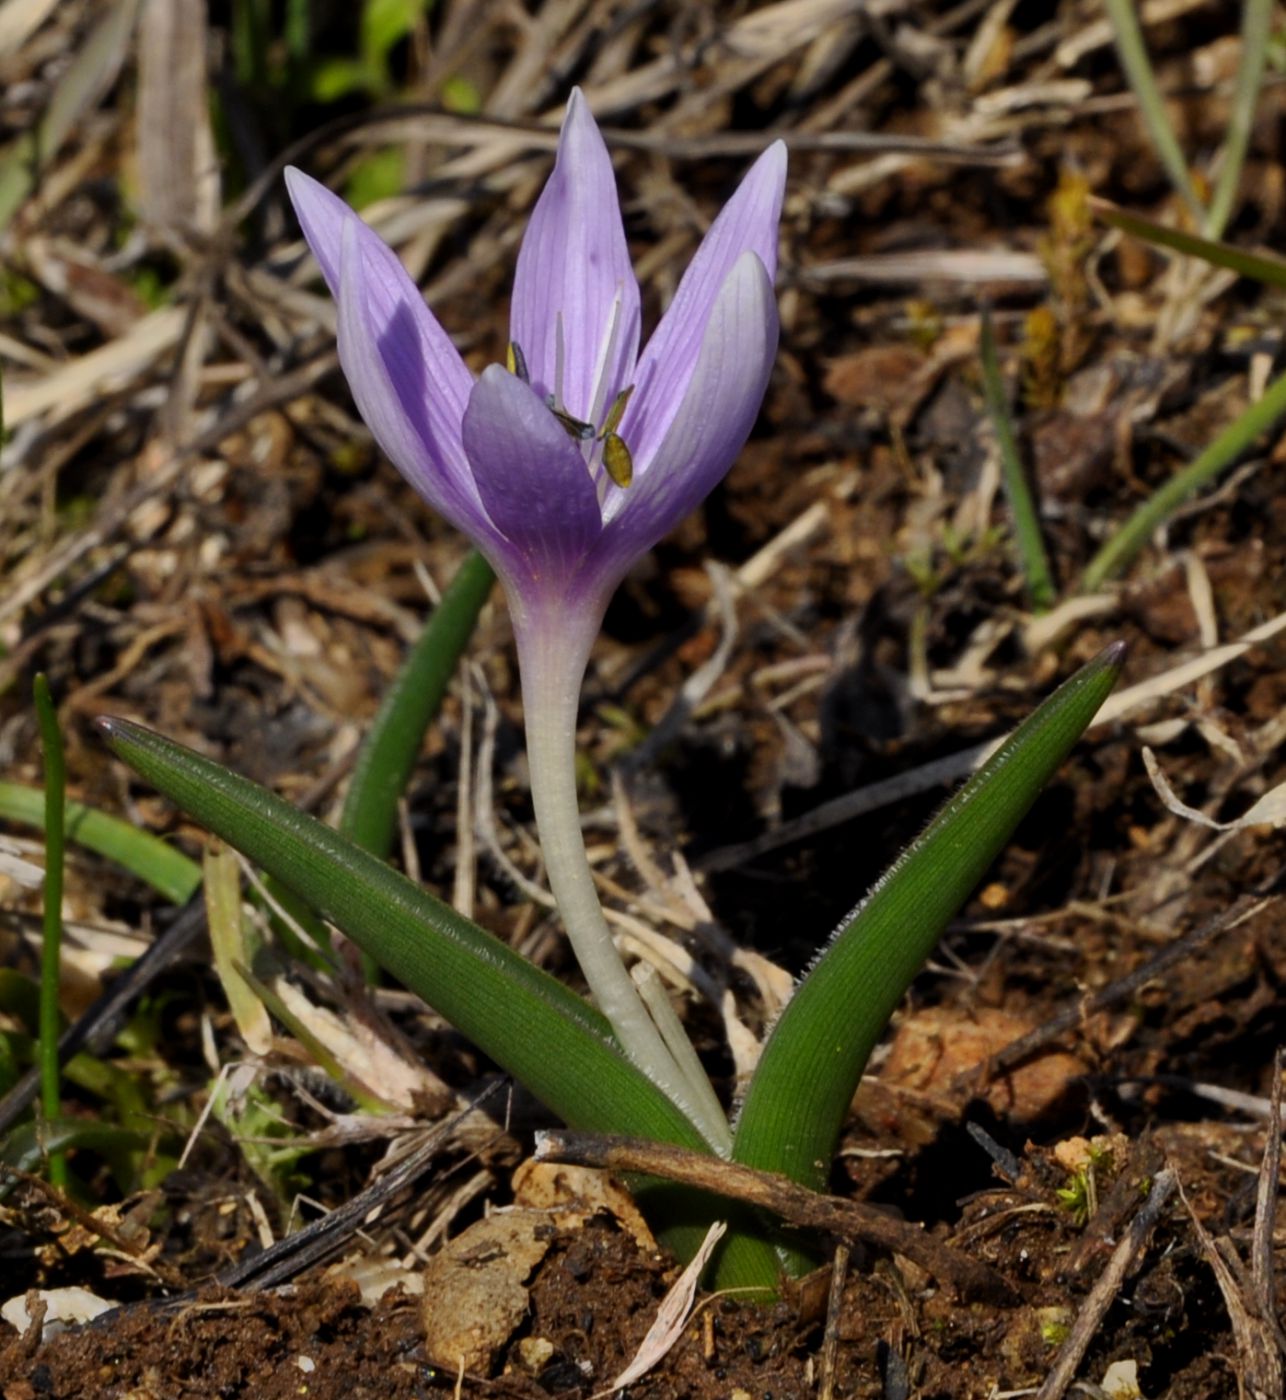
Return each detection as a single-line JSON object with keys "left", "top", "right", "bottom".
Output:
{"left": 286, "top": 166, "right": 474, "bottom": 433}
{"left": 284, "top": 166, "right": 353, "bottom": 295}
{"left": 509, "top": 89, "right": 640, "bottom": 426}
{"left": 462, "top": 365, "right": 604, "bottom": 588}
{"left": 596, "top": 251, "right": 777, "bottom": 563}
{"left": 333, "top": 217, "right": 495, "bottom": 540}
{"left": 623, "top": 141, "right": 786, "bottom": 469}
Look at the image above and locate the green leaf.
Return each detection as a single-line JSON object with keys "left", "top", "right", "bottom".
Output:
{"left": 1092, "top": 199, "right": 1286, "bottom": 290}
{"left": 95, "top": 718, "right": 704, "bottom": 1152}
{"left": 0, "top": 781, "right": 202, "bottom": 905}
{"left": 203, "top": 842, "right": 272, "bottom": 1055}
{"left": 1102, "top": 0, "right": 1204, "bottom": 225}
{"left": 729, "top": 646, "right": 1124, "bottom": 1238}
{"left": 343, "top": 148, "right": 406, "bottom": 211}
{"left": 308, "top": 57, "right": 377, "bottom": 103}
{"left": 979, "top": 311, "right": 1056, "bottom": 612}
{"left": 339, "top": 548, "right": 492, "bottom": 984}
{"left": 99, "top": 718, "right": 798, "bottom": 1285}
{"left": 0, "top": 1118, "right": 155, "bottom": 1196}
{"left": 33, "top": 674, "right": 67, "bottom": 1187}
{"left": 1204, "top": 0, "right": 1274, "bottom": 240}
{"left": 340, "top": 552, "right": 492, "bottom": 860}
{"left": 361, "top": 0, "right": 431, "bottom": 70}
{"left": 1081, "top": 366, "right": 1286, "bottom": 590}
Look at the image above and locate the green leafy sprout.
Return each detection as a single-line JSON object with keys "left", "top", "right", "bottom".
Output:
{"left": 982, "top": 1, "right": 1286, "bottom": 600}
{"left": 92, "top": 639, "right": 1124, "bottom": 1293}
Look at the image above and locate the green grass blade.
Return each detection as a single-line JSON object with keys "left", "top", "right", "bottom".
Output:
{"left": 1204, "top": 0, "right": 1273, "bottom": 240}
{"left": 730, "top": 646, "right": 1124, "bottom": 1210}
{"left": 0, "top": 781, "right": 202, "bottom": 905}
{"left": 32, "top": 676, "right": 67, "bottom": 1188}
{"left": 232, "top": 958, "right": 393, "bottom": 1112}
{"left": 0, "top": 1119, "right": 152, "bottom": 1193}
{"left": 1102, "top": 0, "right": 1205, "bottom": 225}
{"left": 1081, "top": 365, "right": 1286, "bottom": 590}
{"left": 0, "top": 0, "right": 140, "bottom": 232}
{"left": 204, "top": 843, "right": 272, "bottom": 1054}
{"left": 340, "top": 550, "right": 494, "bottom": 859}
{"left": 1093, "top": 199, "right": 1286, "bottom": 289}
{"left": 979, "top": 311, "right": 1056, "bottom": 612}
{"left": 95, "top": 716, "right": 703, "bottom": 1150}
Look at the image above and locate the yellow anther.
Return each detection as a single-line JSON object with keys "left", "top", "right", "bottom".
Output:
{"left": 600, "top": 385, "right": 634, "bottom": 438}
{"left": 506, "top": 341, "right": 530, "bottom": 384}
{"left": 550, "top": 405, "right": 596, "bottom": 441}
{"left": 602, "top": 432, "right": 633, "bottom": 488}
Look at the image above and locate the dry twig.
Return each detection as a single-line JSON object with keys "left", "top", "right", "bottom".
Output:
{"left": 535, "top": 1131, "right": 1016, "bottom": 1303}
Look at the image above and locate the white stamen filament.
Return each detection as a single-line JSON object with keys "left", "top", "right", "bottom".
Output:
{"left": 548, "top": 295, "right": 631, "bottom": 503}
{"left": 587, "top": 292, "right": 624, "bottom": 431}
{"left": 553, "top": 312, "right": 567, "bottom": 413}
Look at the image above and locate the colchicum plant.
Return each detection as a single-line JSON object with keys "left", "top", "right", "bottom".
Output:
{"left": 98, "top": 91, "right": 1123, "bottom": 1293}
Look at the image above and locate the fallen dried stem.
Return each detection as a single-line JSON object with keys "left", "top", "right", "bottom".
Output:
{"left": 534, "top": 1130, "right": 1016, "bottom": 1304}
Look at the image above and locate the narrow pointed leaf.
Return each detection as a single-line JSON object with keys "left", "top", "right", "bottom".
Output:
{"left": 203, "top": 843, "right": 272, "bottom": 1055}
{"left": 980, "top": 311, "right": 1055, "bottom": 612}
{"left": 1204, "top": 0, "right": 1273, "bottom": 241}
{"left": 0, "top": 781, "right": 202, "bottom": 905}
{"left": 1101, "top": 0, "right": 1204, "bottom": 225}
{"left": 232, "top": 958, "right": 394, "bottom": 1113}
{"left": 340, "top": 549, "right": 494, "bottom": 860}
{"left": 1092, "top": 199, "right": 1286, "bottom": 290}
{"left": 1081, "top": 368, "right": 1286, "bottom": 590}
{"left": 95, "top": 717, "right": 706, "bottom": 1153}
{"left": 731, "top": 646, "right": 1124, "bottom": 1206}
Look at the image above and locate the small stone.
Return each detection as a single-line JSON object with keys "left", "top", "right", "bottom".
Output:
{"left": 515, "top": 1337, "right": 555, "bottom": 1374}
{"left": 1102, "top": 1358, "right": 1144, "bottom": 1399}
{"left": 421, "top": 1212, "right": 554, "bottom": 1373}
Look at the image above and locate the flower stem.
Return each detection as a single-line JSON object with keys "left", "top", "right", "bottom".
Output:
{"left": 518, "top": 619, "right": 730, "bottom": 1152}
{"left": 633, "top": 964, "right": 732, "bottom": 1154}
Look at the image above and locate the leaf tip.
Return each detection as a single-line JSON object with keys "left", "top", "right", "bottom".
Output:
{"left": 93, "top": 715, "right": 131, "bottom": 746}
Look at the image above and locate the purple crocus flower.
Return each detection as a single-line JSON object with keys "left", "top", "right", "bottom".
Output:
{"left": 285, "top": 92, "right": 785, "bottom": 1140}
{"left": 285, "top": 91, "right": 784, "bottom": 670}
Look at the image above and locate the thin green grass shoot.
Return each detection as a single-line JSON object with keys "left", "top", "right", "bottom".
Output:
{"left": 340, "top": 549, "right": 493, "bottom": 859}
{"left": 979, "top": 311, "right": 1056, "bottom": 612}
{"left": 1204, "top": 0, "right": 1274, "bottom": 240}
{"left": 1103, "top": 0, "right": 1272, "bottom": 241}
{"left": 1081, "top": 365, "right": 1286, "bottom": 590}
{"left": 1092, "top": 199, "right": 1286, "bottom": 290}
{"left": 32, "top": 674, "right": 67, "bottom": 1188}
{"left": 0, "top": 781, "right": 202, "bottom": 904}
{"left": 1102, "top": 0, "right": 1205, "bottom": 225}
{"left": 339, "top": 548, "right": 493, "bottom": 982}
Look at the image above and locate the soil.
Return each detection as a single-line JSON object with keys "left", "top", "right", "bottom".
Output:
{"left": 1, "top": 0, "right": 1284, "bottom": 1396}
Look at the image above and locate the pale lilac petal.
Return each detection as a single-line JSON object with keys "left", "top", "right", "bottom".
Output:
{"left": 595, "top": 252, "right": 777, "bottom": 565}
{"left": 510, "top": 89, "right": 640, "bottom": 425}
{"left": 286, "top": 166, "right": 474, "bottom": 430}
{"left": 623, "top": 141, "right": 786, "bottom": 467}
{"left": 463, "top": 366, "right": 604, "bottom": 587}
{"left": 334, "top": 218, "right": 496, "bottom": 541}
{"left": 284, "top": 166, "right": 352, "bottom": 294}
